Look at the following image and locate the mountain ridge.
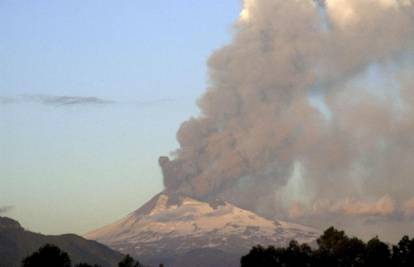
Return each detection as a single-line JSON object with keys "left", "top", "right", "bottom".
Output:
{"left": 0, "top": 216, "right": 123, "bottom": 267}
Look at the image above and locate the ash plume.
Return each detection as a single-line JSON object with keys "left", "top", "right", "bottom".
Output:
{"left": 159, "top": 0, "right": 414, "bottom": 238}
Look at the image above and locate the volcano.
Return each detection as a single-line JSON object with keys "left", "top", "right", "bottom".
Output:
{"left": 86, "top": 193, "right": 319, "bottom": 267}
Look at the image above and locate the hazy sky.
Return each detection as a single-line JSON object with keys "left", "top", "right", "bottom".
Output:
{"left": 0, "top": 0, "right": 240, "bottom": 235}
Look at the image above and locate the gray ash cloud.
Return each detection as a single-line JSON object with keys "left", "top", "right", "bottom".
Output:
{"left": 159, "top": 0, "right": 414, "bottom": 234}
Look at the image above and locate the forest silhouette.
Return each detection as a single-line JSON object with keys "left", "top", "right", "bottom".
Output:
{"left": 21, "top": 245, "right": 143, "bottom": 267}
{"left": 21, "top": 227, "right": 414, "bottom": 267}
{"left": 241, "top": 227, "right": 414, "bottom": 267}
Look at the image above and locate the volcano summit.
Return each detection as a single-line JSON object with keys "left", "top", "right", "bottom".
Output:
{"left": 86, "top": 193, "right": 319, "bottom": 267}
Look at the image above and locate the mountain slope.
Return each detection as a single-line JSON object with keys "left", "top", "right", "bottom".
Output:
{"left": 86, "top": 193, "right": 319, "bottom": 267}
{"left": 0, "top": 217, "right": 123, "bottom": 267}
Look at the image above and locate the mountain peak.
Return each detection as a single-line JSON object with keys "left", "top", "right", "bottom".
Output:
{"left": 129, "top": 192, "right": 227, "bottom": 219}
{"left": 85, "top": 192, "right": 319, "bottom": 267}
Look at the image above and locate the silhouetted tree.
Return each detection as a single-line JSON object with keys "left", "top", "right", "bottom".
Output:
{"left": 241, "top": 241, "right": 315, "bottom": 267}
{"left": 118, "top": 255, "right": 143, "bottom": 267}
{"left": 364, "top": 237, "right": 391, "bottom": 267}
{"left": 22, "top": 244, "right": 71, "bottom": 267}
{"left": 392, "top": 235, "right": 414, "bottom": 266}
{"left": 317, "top": 227, "right": 348, "bottom": 254}
{"left": 341, "top": 237, "right": 366, "bottom": 267}
{"left": 241, "top": 245, "right": 282, "bottom": 267}
{"left": 287, "top": 240, "right": 314, "bottom": 266}
{"left": 241, "top": 227, "right": 413, "bottom": 267}
{"left": 315, "top": 227, "right": 350, "bottom": 266}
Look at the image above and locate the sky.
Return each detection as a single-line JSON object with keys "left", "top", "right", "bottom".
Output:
{"left": 0, "top": 0, "right": 241, "bottom": 235}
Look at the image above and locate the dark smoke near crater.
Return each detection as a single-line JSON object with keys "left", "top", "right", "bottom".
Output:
{"left": 159, "top": 0, "right": 414, "bottom": 237}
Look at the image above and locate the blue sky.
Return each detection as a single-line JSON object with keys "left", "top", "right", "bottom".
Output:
{"left": 0, "top": 0, "right": 241, "bottom": 234}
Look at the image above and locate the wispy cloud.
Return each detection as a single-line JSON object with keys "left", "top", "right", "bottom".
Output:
{"left": 0, "top": 205, "right": 14, "bottom": 214}
{"left": 0, "top": 94, "right": 115, "bottom": 106}
{"left": 0, "top": 94, "right": 176, "bottom": 107}
{"left": 20, "top": 94, "right": 115, "bottom": 106}
{"left": 0, "top": 96, "right": 18, "bottom": 104}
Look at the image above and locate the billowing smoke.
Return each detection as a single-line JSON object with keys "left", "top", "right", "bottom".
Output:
{"left": 159, "top": 0, "right": 414, "bottom": 239}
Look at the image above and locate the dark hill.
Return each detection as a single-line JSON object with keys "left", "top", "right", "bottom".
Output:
{"left": 0, "top": 217, "right": 123, "bottom": 267}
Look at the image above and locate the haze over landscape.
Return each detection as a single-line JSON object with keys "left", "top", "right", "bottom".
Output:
{"left": 2, "top": 2, "right": 414, "bottom": 266}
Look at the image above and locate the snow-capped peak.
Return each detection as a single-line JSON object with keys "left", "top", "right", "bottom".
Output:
{"left": 85, "top": 193, "right": 319, "bottom": 266}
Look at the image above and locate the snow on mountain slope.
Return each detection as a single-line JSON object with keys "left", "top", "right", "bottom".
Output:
{"left": 85, "top": 193, "right": 319, "bottom": 266}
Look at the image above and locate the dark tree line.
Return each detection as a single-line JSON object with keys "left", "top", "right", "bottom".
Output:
{"left": 241, "top": 227, "right": 414, "bottom": 267}
{"left": 20, "top": 228, "right": 414, "bottom": 267}
{"left": 21, "top": 244, "right": 143, "bottom": 267}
